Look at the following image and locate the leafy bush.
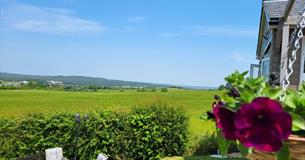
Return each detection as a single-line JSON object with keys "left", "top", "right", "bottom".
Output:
{"left": 189, "top": 133, "right": 238, "bottom": 156}
{"left": 161, "top": 88, "right": 168, "bottom": 92}
{"left": 0, "top": 104, "right": 188, "bottom": 160}
{"left": 218, "top": 85, "right": 226, "bottom": 90}
{"left": 137, "top": 88, "right": 146, "bottom": 92}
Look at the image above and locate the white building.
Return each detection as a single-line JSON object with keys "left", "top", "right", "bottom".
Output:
{"left": 47, "top": 80, "right": 64, "bottom": 87}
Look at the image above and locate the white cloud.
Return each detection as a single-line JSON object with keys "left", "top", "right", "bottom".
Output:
{"left": 189, "top": 25, "right": 257, "bottom": 37}
{"left": 126, "top": 16, "right": 144, "bottom": 23}
{"left": 159, "top": 32, "right": 179, "bottom": 37}
{"left": 4, "top": 2, "right": 106, "bottom": 35}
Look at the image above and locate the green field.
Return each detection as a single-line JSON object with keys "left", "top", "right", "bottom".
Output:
{"left": 0, "top": 89, "right": 220, "bottom": 137}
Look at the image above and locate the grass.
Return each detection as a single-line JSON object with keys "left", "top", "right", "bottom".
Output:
{"left": 0, "top": 89, "right": 220, "bottom": 137}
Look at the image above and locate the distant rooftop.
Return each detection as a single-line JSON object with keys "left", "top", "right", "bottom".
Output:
{"left": 263, "top": 0, "right": 305, "bottom": 19}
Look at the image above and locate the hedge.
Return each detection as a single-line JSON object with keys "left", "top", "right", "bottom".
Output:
{"left": 0, "top": 104, "right": 188, "bottom": 160}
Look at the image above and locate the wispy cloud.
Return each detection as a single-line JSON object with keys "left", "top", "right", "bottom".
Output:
{"left": 126, "top": 16, "right": 144, "bottom": 23}
{"left": 3, "top": 2, "right": 106, "bottom": 35}
{"left": 159, "top": 32, "right": 179, "bottom": 37}
{"left": 189, "top": 25, "right": 257, "bottom": 37}
{"left": 232, "top": 51, "right": 255, "bottom": 63}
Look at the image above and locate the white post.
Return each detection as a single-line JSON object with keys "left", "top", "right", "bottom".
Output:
{"left": 280, "top": 25, "right": 290, "bottom": 83}
{"left": 45, "top": 148, "right": 64, "bottom": 160}
{"left": 301, "top": 37, "right": 305, "bottom": 83}
{"left": 97, "top": 153, "right": 108, "bottom": 160}
{"left": 250, "top": 64, "right": 259, "bottom": 78}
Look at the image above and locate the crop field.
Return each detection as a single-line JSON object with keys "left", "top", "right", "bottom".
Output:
{"left": 0, "top": 89, "right": 221, "bottom": 137}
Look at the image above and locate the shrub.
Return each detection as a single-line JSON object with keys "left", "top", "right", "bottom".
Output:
{"left": 188, "top": 133, "right": 238, "bottom": 156}
{"left": 0, "top": 104, "right": 188, "bottom": 159}
{"left": 218, "top": 85, "right": 226, "bottom": 90}
{"left": 161, "top": 88, "right": 168, "bottom": 92}
{"left": 137, "top": 88, "right": 146, "bottom": 92}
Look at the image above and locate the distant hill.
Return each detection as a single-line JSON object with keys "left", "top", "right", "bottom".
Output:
{"left": 0, "top": 72, "right": 170, "bottom": 88}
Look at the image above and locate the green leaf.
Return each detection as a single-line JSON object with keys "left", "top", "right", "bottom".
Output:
{"left": 241, "top": 71, "right": 249, "bottom": 77}
{"left": 237, "top": 141, "right": 251, "bottom": 157}
{"left": 290, "top": 112, "right": 305, "bottom": 131}
{"left": 217, "top": 130, "right": 231, "bottom": 156}
{"left": 200, "top": 114, "right": 209, "bottom": 120}
{"left": 300, "top": 82, "right": 305, "bottom": 92}
{"left": 275, "top": 143, "right": 290, "bottom": 160}
{"left": 239, "top": 91, "right": 255, "bottom": 103}
{"left": 284, "top": 91, "right": 298, "bottom": 109}
{"left": 265, "top": 88, "right": 284, "bottom": 100}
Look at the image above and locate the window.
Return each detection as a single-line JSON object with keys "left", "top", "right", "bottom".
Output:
{"left": 261, "top": 59, "right": 270, "bottom": 80}
{"left": 250, "top": 64, "right": 259, "bottom": 78}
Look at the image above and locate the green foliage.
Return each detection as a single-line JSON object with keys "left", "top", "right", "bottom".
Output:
{"left": 237, "top": 141, "right": 251, "bottom": 157}
{"left": 223, "top": 72, "right": 305, "bottom": 133}
{"left": 218, "top": 85, "right": 226, "bottom": 90}
{"left": 206, "top": 72, "right": 305, "bottom": 159}
{"left": 0, "top": 105, "right": 188, "bottom": 159}
{"left": 0, "top": 89, "right": 221, "bottom": 137}
{"left": 161, "top": 88, "right": 168, "bottom": 92}
{"left": 216, "top": 130, "right": 231, "bottom": 156}
{"left": 190, "top": 133, "right": 238, "bottom": 156}
{"left": 190, "top": 134, "right": 219, "bottom": 156}
{"left": 223, "top": 71, "right": 284, "bottom": 106}
{"left": 137, "top": 88, "right": 147, "bottom": 92}
{"left": 282, "top": 83, "right": 305, "bottom": 132}
{"left": 275, "top": 143, "right": 291, "bottom": 160}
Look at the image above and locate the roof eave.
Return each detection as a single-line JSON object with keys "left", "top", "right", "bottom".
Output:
{"left": 256, "top": 7, "right": 267, "bottom": 60}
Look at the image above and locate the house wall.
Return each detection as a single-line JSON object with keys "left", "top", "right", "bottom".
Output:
{"left": 270, "top": 29, "right": 281, "bottom": 77}
{"left": 263, "top": 28, "right": 304, "bottom": 87}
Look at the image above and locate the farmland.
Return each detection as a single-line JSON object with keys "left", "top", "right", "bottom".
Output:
{"left": 0, "top": 89, "right": 220, "bottom": 137}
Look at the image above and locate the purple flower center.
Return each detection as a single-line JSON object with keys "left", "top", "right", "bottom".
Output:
{"left": 257, "top": 114, "right": 264, "bottom": 120}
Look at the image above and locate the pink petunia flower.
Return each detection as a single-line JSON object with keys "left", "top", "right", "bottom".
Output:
{"left": 235, "top": 97, "right": 292, "bottom": 152}
{"left": 213, "top": 102, "right": 238, "bottom": 140}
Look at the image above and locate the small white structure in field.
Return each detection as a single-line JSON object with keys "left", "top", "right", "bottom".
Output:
{"left": 45, "top": 148, "right": 64, "bottom": 160}
{"left": 47, "top": 80, "right": 64, "bottom": 87}
{"left": 20, "top": 81, "right": 29, "bottom": 85}
{"left": 97, "top": 153, "right": 108, "bottom": 160}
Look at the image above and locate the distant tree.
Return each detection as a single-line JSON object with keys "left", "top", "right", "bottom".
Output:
{"left": 218, "top": 85, "right": 226, "bottom": 90}
{"left": 137, "top": 88, "right": 146, "bottom": 92}
{"left": 28, "top": 81, "right": 37, "bottom": 89}
{"left": 150, "top": 88, "right": 156, "bottom": 92}
{"left": 64, "top": 86, "right": 73, "bottom": 91}
{"left": 169, "top": 86, "right": 183, "bottom": 89}
{"left": 102, "top": 86, "right": 110, "bottom": 89}
{"left": 88, "top": 85, "right": 98, "bottom": 92}
{"left": 161, "top": 88, "right": 168, "bottom": 92}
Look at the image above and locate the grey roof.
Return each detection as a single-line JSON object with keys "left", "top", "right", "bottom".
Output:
{"left": 263, "top": 0, "right": 305, "bottom": 19}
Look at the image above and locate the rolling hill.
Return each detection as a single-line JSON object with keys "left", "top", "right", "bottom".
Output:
{"left": 0, "top": 72, "right": 170, "bottom": 88}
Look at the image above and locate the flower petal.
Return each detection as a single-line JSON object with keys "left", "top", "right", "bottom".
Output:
{"left": 271, "top": 112, "right": 292, "bottom": 140}
{"left": 237, "top": 126, "right": 283, "bottom": 152}
{"left": 251, "top": 97, "right": 283, "bottom": 113}
{"left": 235, "top": 104, "right": 256, "bottom": 129}
{"left": 213, "top": 106, "right": 237, "bottom": 140}
{"left": 234, "top": 97, "right": 292, "bottom": 152}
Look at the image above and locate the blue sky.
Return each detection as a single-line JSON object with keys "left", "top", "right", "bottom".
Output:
{"left": 0, "top": 0, "right": 261, "bottom": 87}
